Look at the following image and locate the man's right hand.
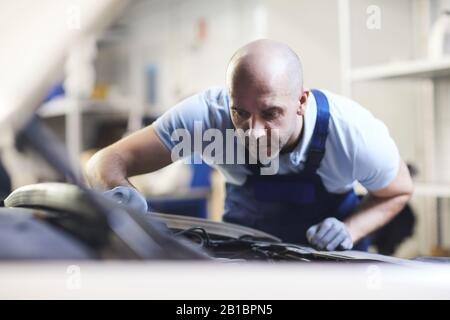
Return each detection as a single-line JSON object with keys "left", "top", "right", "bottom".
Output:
{"left": 306, "top": 217, "right": 353, "bottom": 251}
{"left": 103, "top": 186, "right": 149, "bottom": 215}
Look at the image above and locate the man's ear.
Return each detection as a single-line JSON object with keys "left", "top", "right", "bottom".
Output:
{"left": 297, "top": 89, "right": 310, "bottom": 116}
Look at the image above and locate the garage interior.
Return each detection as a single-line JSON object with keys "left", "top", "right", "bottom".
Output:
{"left": 2, "top": 0, "right": 450, "bottom": 299}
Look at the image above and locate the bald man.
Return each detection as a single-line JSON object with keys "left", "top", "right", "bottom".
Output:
{"left": 86, "top": 40, "right": 413, "bottom": 252}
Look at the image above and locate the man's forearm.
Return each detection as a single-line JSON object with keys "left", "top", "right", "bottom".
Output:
{"left": 85, "top": 147, "right": 135, "bottom": 190}
{"left": 85, "top": 125, "right": 173, "bottom": 191}
{"left": 344, "top": 193, "right": 411, "bottom": 243}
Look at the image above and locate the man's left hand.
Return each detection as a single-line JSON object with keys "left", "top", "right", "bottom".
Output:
{"left": 306, "top": 218, "right": 353, "bottom": 251}
{"left": 103, "top": 186, "right": 149, "bottom": 215}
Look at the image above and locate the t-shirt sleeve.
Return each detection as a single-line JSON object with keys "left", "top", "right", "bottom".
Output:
{"left": 352, "top": 114, "right": 400, "bottom": 192}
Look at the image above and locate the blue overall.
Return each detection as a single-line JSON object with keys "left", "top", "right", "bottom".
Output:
{"left": 223, "top": 89, "right": 370, "bottom": 251}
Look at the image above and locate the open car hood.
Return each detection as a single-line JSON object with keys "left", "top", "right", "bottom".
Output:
{"left": 3, "top": 182, "right": 421, "bottom": 266}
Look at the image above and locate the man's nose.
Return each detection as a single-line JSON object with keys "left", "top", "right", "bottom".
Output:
{"left": 248, "top": 117, "right": 266, "bottom": 140}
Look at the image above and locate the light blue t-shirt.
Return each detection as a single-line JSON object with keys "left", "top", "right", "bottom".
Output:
{"left": 153, "top": 87, "right": 400, "bottom": 193}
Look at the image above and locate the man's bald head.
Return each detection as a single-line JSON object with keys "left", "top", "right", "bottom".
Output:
{"left": 226, "top": 39, "right": 303, "bottom": 98}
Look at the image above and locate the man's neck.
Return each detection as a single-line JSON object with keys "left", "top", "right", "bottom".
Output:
{"left": 281, "top": 115, "right": 304, "bottom": 154}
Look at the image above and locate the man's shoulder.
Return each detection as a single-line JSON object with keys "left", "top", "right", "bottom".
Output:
{"left": 319, "top": 89, "right": 380, "bottom": 143}
{"left": 318, "top": 89, "right": 388, "bottom": 160}
{"left": 321, "top": 89, "right": 373, "bottom": 124}
{"left": 320, "top": 89, "right": 396, "bottom": 163}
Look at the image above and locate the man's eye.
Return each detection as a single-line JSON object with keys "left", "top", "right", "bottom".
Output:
{"left": 264, "top": 111, "right": 280, "bottom": 119}
{"left": 233, "top": 109, "right": 248, "bottom": 118}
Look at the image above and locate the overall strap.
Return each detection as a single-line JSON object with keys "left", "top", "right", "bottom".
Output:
{"left": 303, "top": 89, "right": 330, "bottom": 173}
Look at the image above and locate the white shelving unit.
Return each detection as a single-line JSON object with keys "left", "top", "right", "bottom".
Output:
{"left": 38, "top": 96, "right": 131, "bottom": 163}
{"left": 42, "top": 22, "right": 166, "bottom": 164}
{"left": 350, "top": 56, "right": 450, "bottom": 198}
{"left": 338, "top": 0, "right": 450, "bottom": 252}
{"left": 351, "top": 57, "right": 450, "bottom": 81}
{"left": 414, "top": 183, "right": 450, "bottom": 198}
{"left": 339, "top": 0, "right": 450, "bottom": 195}
{"left": 38, "top": 95, "right": 165, "bottom": 162}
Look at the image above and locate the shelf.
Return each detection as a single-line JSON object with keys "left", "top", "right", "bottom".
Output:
{"left": 351, "top": 58, "right": 450, "bottom": 82}
{"left": 354, "top": 182, "right": 450, "bottom": 198}
{"left": 37, "top": 97, "right": 130, "bottom": 118}
{"left": 38, "top": 97, "right": 163, "bottom": 119}
{"left": 413, "top": 183, "right": 450, "bottom": 198}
